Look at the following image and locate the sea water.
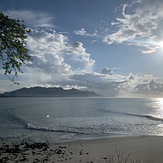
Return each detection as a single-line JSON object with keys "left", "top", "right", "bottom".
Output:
{"left": 1, "top": 97, "right": 163, "bottom": 142}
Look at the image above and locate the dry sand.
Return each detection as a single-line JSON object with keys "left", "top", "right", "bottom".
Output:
{"left": 1, "top": 136, "right": 163, "bottom": 163}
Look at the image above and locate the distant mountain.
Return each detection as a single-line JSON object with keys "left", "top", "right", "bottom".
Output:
{"left": 0, "top": 87, "right": 100, "bottom": 97}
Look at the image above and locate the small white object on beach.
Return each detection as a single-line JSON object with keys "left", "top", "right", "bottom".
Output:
{"left": 46, "top": 115, "right": 50, "bottom": 118}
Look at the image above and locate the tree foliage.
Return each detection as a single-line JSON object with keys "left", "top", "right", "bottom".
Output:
{"left": 0, "top": 12, "right": 31, "bottom": 83}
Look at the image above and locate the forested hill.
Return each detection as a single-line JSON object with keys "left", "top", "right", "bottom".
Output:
{"left": 0, "top": 87, "right": 100, "bottom": 97}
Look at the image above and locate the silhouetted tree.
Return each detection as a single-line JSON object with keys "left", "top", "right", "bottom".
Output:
{"left": 0, "top": 12, "right": 31, "bottom": 84}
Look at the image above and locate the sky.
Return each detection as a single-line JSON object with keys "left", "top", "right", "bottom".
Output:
{"left": 1, "top": 0, "right": 163, "bottom": 97}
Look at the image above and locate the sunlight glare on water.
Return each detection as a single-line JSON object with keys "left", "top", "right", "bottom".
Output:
{"left": 152, "top": 98, "right": 163, "bottom": 118}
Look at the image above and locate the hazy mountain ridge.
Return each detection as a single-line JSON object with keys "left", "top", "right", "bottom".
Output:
{"left": 0, "top": 87, "right": 100, "bottom": 97}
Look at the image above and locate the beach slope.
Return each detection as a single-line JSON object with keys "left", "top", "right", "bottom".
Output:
{"left": 1, "top": 136, "right": 163, "bottom": 163}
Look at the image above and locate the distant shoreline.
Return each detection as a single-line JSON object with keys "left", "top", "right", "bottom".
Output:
{"left": 0, "top": 95, "right": 101, "bottom": 98}
{"left": 0, "top": 86, "right": 101, "bottom": 97}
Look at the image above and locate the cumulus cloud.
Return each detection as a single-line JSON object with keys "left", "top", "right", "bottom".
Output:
{"left": 74, "top": 28, "right": 97, "bottom": 37}
{"left": 65, "top": 41, "right": 95, "bottom": 70}
{"left": 22, "top": 28, "right": 95, "bottom": 85}
{"left": 4, "top": 10, "right": 55, "bottom": 28}
{"left": 104, "top": 0, "right": 163, "bottom": 53}
{"left": 26, "top": 29, "right": 71, "bottom": 75}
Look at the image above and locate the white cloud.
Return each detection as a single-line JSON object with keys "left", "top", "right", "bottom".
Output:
{"left": 65, "top": 41, "right": 95, "bottom": 70}
{"left": 4, "top": 10, "right": 55, "bottom": 28}
{"left": 26, "top": 29, "right": 71, "bottom": 75}
{"left": 21, "top": 28, "right": 95, "bottom": 85}
{"left": 104, "top": 0, "right": 163, "bottom": 53}
{"left": 74, "top": 28, "right": 97, "bottom": 37}
{"left": 74, "top": 28, "right": 86, "bottom": 36}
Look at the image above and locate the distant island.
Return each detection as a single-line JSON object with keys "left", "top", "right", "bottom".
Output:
{"left": 0, "top": 86, "right": 100, "bottom": 97}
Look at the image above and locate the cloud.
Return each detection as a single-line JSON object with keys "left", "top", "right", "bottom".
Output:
{"left": 74, "top": 28, "right": 97, "bottom": 37}
{"left": 134, "top": 79, "right": 163, "bottom": 95}
{"left": 141, "top": 48, "right": 157, "bottom": 54}
{"left": 21, "top": 28, "right": 95, "bottom": 85}
{"left": 70, "top": 69, "right": 163, "bottom": 97}
{"left": 70, "top": 68, "right": 140, "bottom": 97}
{"left": 101, "top": 67, "right": 114, "bottom": 75}
{"left": 104, "top": 0, "right": 163, "bottom": 53}
{"left": 4, "top": 10, "right": 55, "bottom": 28}
{"left": 65, "top": 41, "right": 95, "bottom": 70}
{"left": 74, "top": 28, "right": 86, "bottom": 36}
{"left": 71, "top": 71, "right": 125, "bottom": 96}
{"left": 26, "top": 29, "right": 71, "bottom": 75}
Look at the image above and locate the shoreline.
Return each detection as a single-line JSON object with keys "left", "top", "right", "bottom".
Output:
{"left": 1, "top": 135, "right": 163, "bottom": 162}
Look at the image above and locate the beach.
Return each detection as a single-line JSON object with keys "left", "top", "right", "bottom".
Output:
{"left": 1, "top": 136, "right": 163, "bottom": 163}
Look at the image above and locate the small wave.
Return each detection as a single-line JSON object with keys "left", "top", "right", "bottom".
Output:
{"left": 134, "top": 114, "right": 163, "bottom": 122}
{"left": 122, "top": 112, "right": 163, "bottom": 122}
{"left": 102, "top": 109, "right": 163, "bottom": 122}
{"left": 26, "top": 123, "right": 131, "bottom": 136}
{"left": 119, "top": 111, "right": 163, "bottom": 122}
{"left": 26, "top": 123, "right": 90, "bottom": 135}
{"left": 121, "top": 112, "right": 163, "bottom": 122}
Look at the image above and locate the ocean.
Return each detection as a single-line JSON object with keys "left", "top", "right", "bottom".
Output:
{"left": 1, "top": 97, "right": 163, "bottom": 142}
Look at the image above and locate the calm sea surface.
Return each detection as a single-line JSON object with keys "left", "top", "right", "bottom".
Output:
{"left": 1, "top": 97, "right": 163, "bottom": 142}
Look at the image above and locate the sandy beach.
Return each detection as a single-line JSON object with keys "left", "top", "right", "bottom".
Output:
{"left": 1, "top": 136, "right": 163, "bottom": 163}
